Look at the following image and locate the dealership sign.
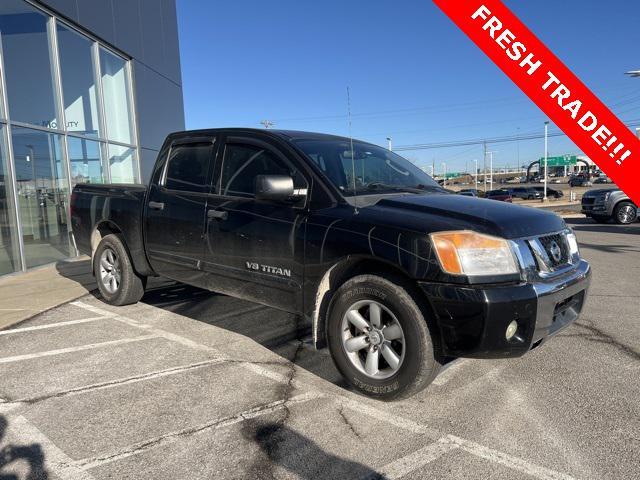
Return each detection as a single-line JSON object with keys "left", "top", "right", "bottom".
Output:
{"left": 433, "top": 0, "right": 640, "bottom": 204}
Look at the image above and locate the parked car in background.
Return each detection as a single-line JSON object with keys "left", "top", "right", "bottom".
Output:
{"left": 593, "top": 176, "right": 612, "bottom": 184}
{"left": 581, "top": 188, "right": 637, "bottom": 224}
{"left": 532, "top": 187, "right": 564, "bottom": 199}
{"left": 506, "top": 187, "right": 542, "bottom": 200}
{"left": 485, "top": 189, "right": 513, "bottom": 202}
{"left": 458, "top": 188, "right": 484, "bottom": 197}
{"left": 569, "top": 176, "right": 592, "bottom": 187}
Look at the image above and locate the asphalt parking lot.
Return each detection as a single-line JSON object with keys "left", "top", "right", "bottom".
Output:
{"left": 0, "top": 218, "right": 638, "bottom": 480}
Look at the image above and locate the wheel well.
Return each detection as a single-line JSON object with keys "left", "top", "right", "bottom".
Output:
{"left": 613, "top": 199, "right": 636, "bottom": 211}
{"left": 90, "top": 222, "right": 123, "bottom": 265}
{"left": 312, "top": 257, "right": 439, "bottom": 351}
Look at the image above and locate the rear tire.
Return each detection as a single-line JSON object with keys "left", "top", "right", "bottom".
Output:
{"left": 327, "top": 275, "right": 440, "bottom": 400}
{"left": 614, "top": 201, "right": 637, "bottom": 225}
{"left": 93, "top": 234, "right": 146, "bottom": 306}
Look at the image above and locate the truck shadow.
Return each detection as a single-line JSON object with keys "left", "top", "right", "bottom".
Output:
{"left": 565, "top": 217, "right": 640, "bottom": 236}
{"left": 140, "top": 279, "right": 350, "bottom": 389}
{"left": 0, "top": 415, "right": 49, "bottom": 480}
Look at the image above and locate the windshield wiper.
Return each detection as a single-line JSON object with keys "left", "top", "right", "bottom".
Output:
{"left": 364, "top": 182, "right": 424, "bottom": 194}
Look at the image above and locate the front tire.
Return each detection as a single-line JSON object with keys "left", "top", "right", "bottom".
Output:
{"left": 327, "top": 275, "right": 440, "bottom": 400}
{"left": 93, "top": 234, "right": 146, "bottom": 306}
{"left": 614, "top": 201, "right": 637, "bottom": 225}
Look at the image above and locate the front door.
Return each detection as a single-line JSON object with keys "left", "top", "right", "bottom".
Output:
{"left": 145, "top": 137, "right": 216, "bottom": 286}
{"left": 202, "top": 137, "right": 308, "bottom": 312}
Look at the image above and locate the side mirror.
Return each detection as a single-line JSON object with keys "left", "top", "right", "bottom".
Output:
{"left": 255, "top": 175, "right": 295, "bottom": 202}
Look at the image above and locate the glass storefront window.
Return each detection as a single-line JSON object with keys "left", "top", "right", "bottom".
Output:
{"left": 57, "top": 24, "right": 100, "bottom": 137}
{"left": 68, "top": 137, "right": 104, "bottom": 186}
{"left": 0, "top": 0, "right": 58, "bottom": 129}
{"left": 0, "top": 1, "right": 140, "bottom": 275}
{"left": 108, "top": 143, "right": 136, "bottom": 184}
{"left": 0, "top": 125, "right": 20, "bottom": 274}
{"left": 11, "top": 127, "right": 71, "bottom": 268}
{"left": 100, "top": 48, "right": 133, "bottom": 145}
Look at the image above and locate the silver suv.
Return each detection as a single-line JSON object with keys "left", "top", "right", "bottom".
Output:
{"left": 581, "top": 188, "right": 637, "bottom": 224}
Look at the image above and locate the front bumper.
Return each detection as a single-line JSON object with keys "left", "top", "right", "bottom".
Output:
{"left": 581, "top": 199, "right": 608, "bottom": 216}
{"left": 419, "top": 260, "right": 591, "bottom": 359}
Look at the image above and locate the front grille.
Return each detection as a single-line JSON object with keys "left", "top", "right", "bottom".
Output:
{"left": 538, "top": 233, "right": 570, "bottom": 268}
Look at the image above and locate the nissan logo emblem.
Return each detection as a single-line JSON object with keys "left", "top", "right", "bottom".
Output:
{"left": 549, "top": 240, "right": 562, "bottom": 263}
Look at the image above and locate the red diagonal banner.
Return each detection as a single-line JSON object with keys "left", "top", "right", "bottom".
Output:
{"left": 433, "top": 0, "right": 640, "bottom": 205}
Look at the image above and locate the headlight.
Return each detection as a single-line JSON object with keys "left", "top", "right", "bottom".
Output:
{"left": 566, "top": 231, "right": 580, "bottom": 257}
{"left": 430, "top": 231, "right": 519, "bottom": 276}
{"left": 603, "top": 191, "right": 612, "bottom": 202}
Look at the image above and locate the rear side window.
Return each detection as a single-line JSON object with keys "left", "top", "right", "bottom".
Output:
{"left": 220, "top": 143, "right": 305, "bottom": 198}
{"left": 165, "top": 142, "right": 212, "bottom": 192}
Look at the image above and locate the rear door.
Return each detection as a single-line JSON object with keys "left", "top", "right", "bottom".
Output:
{"left": 145, "top": 136, "right": 217, "bottom": 286}
{"left": 201, "top": 135, "right": 309, "bottom": 312}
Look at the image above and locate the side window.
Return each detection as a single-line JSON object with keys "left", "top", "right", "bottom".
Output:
{"left": 164, "top": 142, "right": 212, "bottom": 192}
{"left": 220, "top": 143, "right": 304, "bottom": 198}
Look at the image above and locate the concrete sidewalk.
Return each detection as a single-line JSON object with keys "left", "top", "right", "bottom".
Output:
{"left": 0, "top": 256, "right": 95, "bottom": 330}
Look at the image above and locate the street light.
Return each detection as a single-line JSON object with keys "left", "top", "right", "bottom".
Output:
{"left": 441, "top": 162, "right": 447, "bottom": 187}
{"left": 625, "top": 70, "right": 640, "bottom": 77}
{"left": 474, "top": 159, "right": 478, "bottom": 189}
{"left": 386, "top": 137, "right": 392, "bottom": 151}
{"left": 544, "top": 121, "right": 549, "bottom": 201}
{"left": 486, "top": 151, "right": 497, "bottom": 191}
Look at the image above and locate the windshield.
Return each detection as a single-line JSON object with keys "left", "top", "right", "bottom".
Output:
{"left": 293, "top": 138, "right": 442, "bottom": 196}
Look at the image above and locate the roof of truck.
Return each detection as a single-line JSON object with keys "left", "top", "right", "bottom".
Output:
{"left": 168, "top": 128, "right": 370, "bottom": 145}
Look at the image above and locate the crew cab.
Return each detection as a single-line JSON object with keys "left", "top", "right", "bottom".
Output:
{"left": 71, "top": 129, "right": 591, "bottom": 399}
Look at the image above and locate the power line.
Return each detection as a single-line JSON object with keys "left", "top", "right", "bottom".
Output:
{"left": 264, "top": 83, "right": 640, "bottom": 125}
{"left": 393, "top": 118, "right": 640, "bottom": 151}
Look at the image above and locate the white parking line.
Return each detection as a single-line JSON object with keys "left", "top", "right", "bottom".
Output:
{"left": 72, "top": 392, "right": 321, "bottom": 470}
{"left": 338, "top": 396, "right": 577, "bottom": 480}
{"left": 0, "top": 335, "right": 158, "bottom": 365}
{"left": 2, "top": 358, "right": 226, "bottom": 409}
{"left": 8, "top": 415, "right": 97, "bottom": 480}
{"left": 448, "top": 435, "right": 577, "bottom": 480}
{"left": 72, "top": 301, "right": 220, "bottom": 352}
{"left": 66, "top": 300, "right": 579, "bottom": 480}
{"left": 338, "top": 396, "right": 439, "bottom": 437}
{"left": 365, "top": 437, "right": 459, "bottom": 479}
{"left": 0, "top": 317, "right": 106, "bottom": 336}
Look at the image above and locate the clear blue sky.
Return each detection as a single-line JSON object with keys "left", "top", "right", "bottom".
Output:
{"left": 177, "top": 0, "right": 640, "bottom": 174}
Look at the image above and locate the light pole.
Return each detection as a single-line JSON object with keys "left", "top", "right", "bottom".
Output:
{"left": 486, "top": 150, "right": 496, "bottom": 191}
{"left": 544, "top": 121, "right": 549, "bottom": 201}
{"left": 386, "top": 137, "right": 392, "bottom": 151}
{"left": 441, "top": 162, "right": 447, "bottom": 187}
{"left": 474, "top": 159, "right": 478, "bottom": 189}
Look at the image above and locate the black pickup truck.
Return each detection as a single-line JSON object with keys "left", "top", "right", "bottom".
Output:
{"left": 71, "top": 128, "right": 591, "bottom": 399}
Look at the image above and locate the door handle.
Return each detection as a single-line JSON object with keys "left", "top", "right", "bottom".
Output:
{"left": 207, "top": 209, "right": 228, "bottom": 221}
{"left": 148, "top": 201, "right": 165, "bottom": 210}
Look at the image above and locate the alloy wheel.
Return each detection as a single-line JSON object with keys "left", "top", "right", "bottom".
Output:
{"left": 341, "top": 300, "right": 405, "bottom": 379}
{"left": 99, "top": 247, "right": 121, "bottom": 294}
{"left": 617, "top": 205, "right": 636, "bottom": 224}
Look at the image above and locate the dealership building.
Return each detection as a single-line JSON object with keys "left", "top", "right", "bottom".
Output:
{"left": 0, "top": 0, "right": 185, "bottom": 276}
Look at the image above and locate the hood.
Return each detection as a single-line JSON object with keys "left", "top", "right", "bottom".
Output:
{"left": 582, "top": 188, "right": 619, "bottom": 197}
{"left": 372, "top": 193, "right": 567, "bottom": 239}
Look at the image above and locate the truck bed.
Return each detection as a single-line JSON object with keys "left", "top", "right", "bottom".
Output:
{"left": 70, "top": 183, "right": 153, "bottom": 276}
